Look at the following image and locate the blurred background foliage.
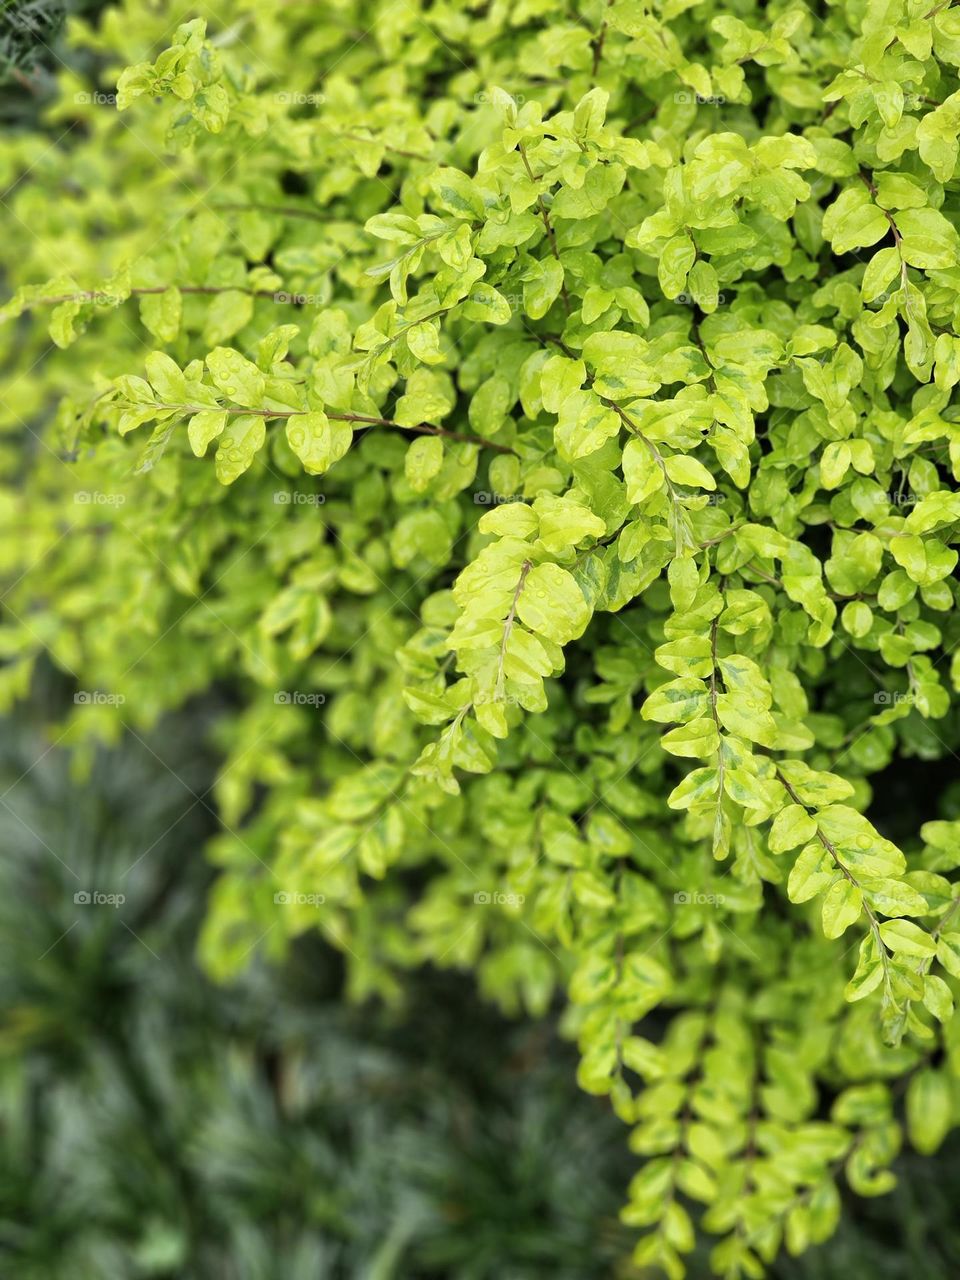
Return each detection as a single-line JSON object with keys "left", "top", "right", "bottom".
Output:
{"left": 3, "top": 4, "right": 960, "bottom": 1277}
{"left": 0, "top": 0, "right": 105, "bottom": 122}
{"left": 0, "top": 678, "right": 959, "bottom": 1279}
{"left": 0, "top": 670, "right": 638, "bottom": 1280}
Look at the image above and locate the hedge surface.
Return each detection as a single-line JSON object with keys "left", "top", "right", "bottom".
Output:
{"left": 3, "top": 1, "right": 960, "bottom": 1273}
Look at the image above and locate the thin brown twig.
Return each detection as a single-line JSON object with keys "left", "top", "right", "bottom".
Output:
{"left": 150, "top": 403, "right": 515, "bottom": 452}
{"left": 18, "top": 285, "right": 284, "bottom": 307}
{"left": 335, "top": 131, "right": 430, "bottom": 161}
{"left": 858, "top": 169, "right": 902, "bottom": 247}
{"left": 517, "top": 141, "right": 570, "bottom": 314}
{"left": 496, "top": 559, "right": 533, "bottom": 699}
{"left": 591, "top": 0, "right": 615, "bottom": 76}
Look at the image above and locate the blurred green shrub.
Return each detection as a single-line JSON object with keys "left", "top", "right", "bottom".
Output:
{"left": 0, "top": 697, "right": 635, "bottom": 1279}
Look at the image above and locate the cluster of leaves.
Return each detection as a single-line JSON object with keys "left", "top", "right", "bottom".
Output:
{"left": 4, "top": 0, "right": 960, "bottom": 1274}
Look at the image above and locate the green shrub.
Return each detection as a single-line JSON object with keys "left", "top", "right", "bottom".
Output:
{"left": 3, "top": 1, "right": 960, "bottom": 1274}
